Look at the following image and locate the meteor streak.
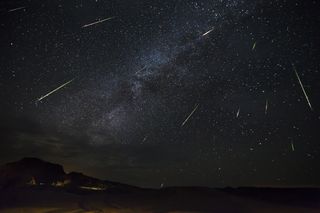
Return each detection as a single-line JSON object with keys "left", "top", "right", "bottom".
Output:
{"left": 135, "top": 66, "right": 147, "bottom": 74}
{"left": 265, "top": 99, "right": 268, "bottom": 115}
{"left": 236, "top": 107, "right": 240, "bottom": 118}
{"left": 292, "top": 64, "right": 313, "bottom": 111}
{"left": 202, "top": 27, "right": 214, "bottom": 36}
{"left": 291, "top": 142, "right": 295, "bottom": 151}
{"left": 142, "top": 135, "right": 148, "bottom": 143}
{"left": 82, "top": 16, "right": 116, "bottom": 28}
{"left": 37, "top": 79, "right": 74, "bottom": 102}
{"left": 181, "top": 104, "right": 199, "bottom": 127}
{"left": 252, "top": 42, "right": 257, "bottom": 50}
{"left": 8, "top": 6, "right": 25, "bottom": 12}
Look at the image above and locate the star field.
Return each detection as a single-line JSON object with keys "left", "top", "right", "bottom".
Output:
{"left": 0, "top": 0, "right": 319, "bottom": 188}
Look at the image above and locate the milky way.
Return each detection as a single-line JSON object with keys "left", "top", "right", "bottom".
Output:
{"left": 0, "top": 0, "right": 319, "bottom": 187}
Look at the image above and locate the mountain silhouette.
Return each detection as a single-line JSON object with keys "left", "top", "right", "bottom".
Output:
{"left": 0, "top": 158, "right": 134, "bottom": 190}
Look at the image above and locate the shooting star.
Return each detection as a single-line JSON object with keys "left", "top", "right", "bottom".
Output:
{"left": 135, "top": 66, "right": 147, "bottom": 75}
{"left": 181, "top": 104, "right": 199, "bottom": 127}
{"left": 252, "top": 41, "right": 257, "bottom": 50}
{"left": 142, "top": 135, "right": 148, "bottom": 143}
{"left": 202, "top": 27, "right": 215, "bottom": 37}
{"left": 8, "top": 6, "right": 26, "bottom": 12}
{"left": 36, "top": 79, "right": 74, "bottom": 102}
{"left": 292, "top": 64, "right": 313, "bottom": 111}
{"left": 236, "top": 107, "right": 240, "bottom": 118}
{"left": 265, "top": 99, "right": 268, "bottom": 115}
{"left": 291, "top": 142, "right": 295, "bottom": 152}
{"left": 82, "top": 16, "right": 116, "bottom": 28}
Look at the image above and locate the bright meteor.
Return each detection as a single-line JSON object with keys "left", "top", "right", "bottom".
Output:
{"left": 236, "top": 107, "right": 240, "bottom": 118}
{"left": 292, "top": 64, "right": 313, "bottom": 111}
{"left": 181, "top": 104, "right": 199, "bottom": 127}
{"left": 202, "top": 27, "right": 215, "bottom": 37}
{"left": 37, "top": 79, "right": 74, "bottom": 102}
{"left": 82, "top": 17, "right": 116, "bottom": 28}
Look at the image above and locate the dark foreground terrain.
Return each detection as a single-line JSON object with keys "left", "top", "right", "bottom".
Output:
{"left": 0, "top": 158, "right": 319, "bottom": 213}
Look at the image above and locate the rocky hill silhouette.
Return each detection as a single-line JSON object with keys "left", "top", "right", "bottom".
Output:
{"left": 0, "top": 158, "right": 134, "bottom": 191}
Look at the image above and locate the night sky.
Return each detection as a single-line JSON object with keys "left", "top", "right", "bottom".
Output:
{"left": 0, "top": 0, "right": 319, "bottom": 188}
